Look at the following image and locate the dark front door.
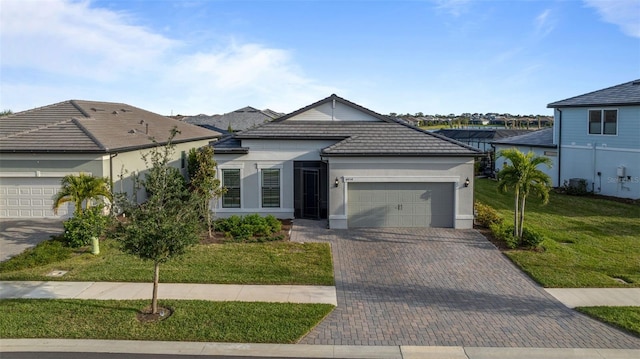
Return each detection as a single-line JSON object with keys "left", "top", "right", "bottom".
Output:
{"left": 294, "top": 161, "right": 328, "bottom": 219}
{"left": 302, "top": 169, "right": 320, "bottom": 219}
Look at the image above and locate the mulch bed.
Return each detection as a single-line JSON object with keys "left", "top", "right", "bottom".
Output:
{"left": 199, "top": 219, "right": 293, "bottom": 244}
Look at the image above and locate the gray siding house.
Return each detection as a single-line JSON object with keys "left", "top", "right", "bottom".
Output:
{"left": 548, "top": 79, "right": 640, "bottom": 199}
{"left": 214, "top": 94, "right": 481, "bottom": 229}
{"left": 0, "top": 100, "right": 220, "bottom": 218}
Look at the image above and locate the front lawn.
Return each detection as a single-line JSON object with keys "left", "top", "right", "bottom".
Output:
{"left": 577, "top": 307, "right": 640, "bottom": 337}
{"left": 475, "top": 178, "right": 640, "bottom": 288}
{"left": 0, "top": 299, "right": 334, "bottom": 343}
{"left": 0, "top": 239, "right": 334, "bottom": 285}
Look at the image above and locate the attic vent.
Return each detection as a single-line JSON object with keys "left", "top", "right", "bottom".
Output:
{"left": 121, "top": 108, "right": 128, "bottom": 112}
{"left": 139, "top": 120, "right": 145, "bottom": 124}
{"left": 91, "top": 107, "right": 105, "bottom": 112}
{"left": 128, "top": 129, "right": 136, "bottom": 134}
{"left": 112, "top": 111, "right": 119, "bottom": 115}
{"left": 633, "top": 80, "right": 640, "bottom": 85}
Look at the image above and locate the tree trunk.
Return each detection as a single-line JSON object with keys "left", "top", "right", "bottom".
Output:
{"left": 206, "top": 202, "right": 212, "bottom": 238}
{"left": 519, "top": 195, "right": 527, "bottom": 239}
{"left": 513, "top": 187, "right": 519, "bottom": 238}
{"left": 152, "top": 261, "right": 160, "bottom": 314}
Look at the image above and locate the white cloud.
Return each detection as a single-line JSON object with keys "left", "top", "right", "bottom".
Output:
{"left": 534, "top": 9, "right": 555, "bottom": 38}
{"left": 433, "top": 0, "right": 472, "bottom": 17}
{"left": 584, "top": 0, "right": 640, "bottom": 38}
{"left": 0, "top": 0, "right": 335, "bottom": 114}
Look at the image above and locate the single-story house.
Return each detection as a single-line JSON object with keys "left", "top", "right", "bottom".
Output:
{"left": 547, "top": 79, "right": 640, "bottom": 199}
{"left": 491, "top": 128, "right": 558, "bottom": 185}
{"left": 434, "top": 129, "right": 534, "bottom": 152}
{"left": 213, "top": 94, "right": 482, "bottom": 229}
{"left": 0, "top": 100, "right": 221, "bottom": 218}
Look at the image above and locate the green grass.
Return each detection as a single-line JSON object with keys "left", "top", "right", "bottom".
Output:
{"left": 0, "top": 239, "right": 334, "bottom": 285}
{"left": 475, "top": 178, "right": 640, "bottom": 288}
{"left": 577, "top": 307, "right": 640, "bottom": 337}
{"left": 0, "top": 299, "right": 334, "bottom": 343}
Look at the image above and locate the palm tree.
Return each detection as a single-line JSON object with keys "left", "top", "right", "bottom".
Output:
{"left": 497, "top": 149, "right": 552, "bottom": 239}
{"left": 53, "top": 173, "right": 112, "bottom": 215}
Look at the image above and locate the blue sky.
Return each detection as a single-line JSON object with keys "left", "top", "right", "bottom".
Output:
{"left": 1, "top": 0, "right": 639, "bottom": 116}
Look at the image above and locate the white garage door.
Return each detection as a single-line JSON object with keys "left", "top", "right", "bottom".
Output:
{"left": 0, "top": 177, "right": 71, "bottom": 218}
{"left": 347, "top": 182, "right": 454, "bottom": 228}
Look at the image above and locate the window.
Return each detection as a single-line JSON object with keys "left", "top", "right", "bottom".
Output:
{"left": 222, "top": 169, "right": 241, "bottom": 208}
{"left": 588, "top": 109, "right": 617, "bottom": 135}
{"left": 261, "top": 169, "right": 280, "bottom": 208}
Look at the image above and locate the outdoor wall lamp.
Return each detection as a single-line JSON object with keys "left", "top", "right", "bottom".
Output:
{"left": 464, "top": 177, "right": 470, "bottom": 187}
{"left": 335, "top": 177, "right": 340, "bottom": 187}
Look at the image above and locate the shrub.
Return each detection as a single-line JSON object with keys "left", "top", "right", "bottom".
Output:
{"left": 63, "top": 206, "right": 109, "bottom": 248}
{"left": 0, "top": 238, "right": 71, "bottom": 272}
{"left": 490, "top": 221, "right": 519, "bottom": 249}
{"left": 474, "top": 202, "right": 502, "bottom": 228}
{"left": 216, "top": 214, "right": 283, "bottom": 242}
{"left": 521, "top": 227, "right": 545, "bottom": 248}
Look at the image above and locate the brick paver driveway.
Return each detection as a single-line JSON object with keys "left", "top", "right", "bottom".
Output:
{"left": 292, "top": 222, "right": 640, "bottom": 348}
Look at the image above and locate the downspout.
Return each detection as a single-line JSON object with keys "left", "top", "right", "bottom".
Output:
{"left": 109, "top": 152, "right": 118, "bottom": 214}
{"left": 556, "top": 109, "right": 562, "bottom": 187}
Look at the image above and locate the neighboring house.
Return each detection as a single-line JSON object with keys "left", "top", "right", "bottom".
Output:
{"left": 548, "top": 79, "right": 640, "bottom": 199}
{"left": 182, "top": 106, "right": 282, "bottom": 135}
{"left": 491, "top": 128, "right": 558, "bottom": 185}
{"left": 0, "top": 100, "right": 221, "bottom": 218}
{"left": 213, "top": 94, "right": 481, "bottom": 229}
{"left": 434, "top": 129, "right": 533, "bottom": 152}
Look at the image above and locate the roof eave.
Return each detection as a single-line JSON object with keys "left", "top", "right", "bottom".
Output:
{"left": 547, "top": 102, "right": 640, "bottom": 108}
{"left": 322, "top": 152, "right": 481, "bottom": 157}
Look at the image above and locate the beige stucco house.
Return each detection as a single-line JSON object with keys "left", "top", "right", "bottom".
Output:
{"left": 0, "top": 100, "right": 220, "bottom": 218}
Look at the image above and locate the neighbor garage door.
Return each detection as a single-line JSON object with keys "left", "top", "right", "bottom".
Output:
{"left": 0, "top": 177, "right": 71, "bottom": 218}
{"left": 347, "top": 182, "right": 454, "bottom": 228}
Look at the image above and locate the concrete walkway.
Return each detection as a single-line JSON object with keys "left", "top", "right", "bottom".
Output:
{"left": 0, "top": 281, "right": 337, "bottom": 305}
{"left": 2, "top": 339, "right": 639, "bottom": 359}
{"left": 545, "top": 288, "right": 640, "bottom": 308}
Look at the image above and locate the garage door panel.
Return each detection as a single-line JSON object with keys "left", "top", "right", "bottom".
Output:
{"left": 348, "top": 182, "right": 454, "bottom": 228}
{"left": 0, "top": 177, "right": 70, "bottom": 218}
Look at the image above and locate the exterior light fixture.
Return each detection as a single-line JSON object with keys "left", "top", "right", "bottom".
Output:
{"left": 335, "top": 177, "right": 340, "bottom": 187}
{"left": 464, "top": 177, "right": 470, "bottom": 187}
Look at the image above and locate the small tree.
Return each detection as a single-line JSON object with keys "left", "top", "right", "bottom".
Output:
{"left": 188, "top": 146, "right": 224, "bottom": 237}
{"left": 497, "top": 149, "right": 552, "bottom": 239}
{"left": 117, "top": 129, "right": 200, "bottom": 315}
{"left": 53, "top": 173, "right": 112, "bottom": 215}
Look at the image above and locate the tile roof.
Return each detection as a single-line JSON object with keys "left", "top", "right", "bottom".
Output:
{"left": 491, "top": 128, "right": 556, "bottom": 148}
{"left": 182, "top": 106, "right": 282, "bottom": 134}
{"left": 0, "top": 100, "right": 220, "bottom": 153}
{"left": 232, "top": 121, "right": 481, "bottom": 156}
{"left": 547, "top": 79, "right": 640, "bottom": 108}
{"left": 435, "top": 129, "right": 534, "bottom": 141}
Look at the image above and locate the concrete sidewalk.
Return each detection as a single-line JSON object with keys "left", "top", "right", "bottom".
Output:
{"left": 1, "top": 339, "right": 639, "bottom": 359}
{"left": 0, "top": 281, "right": 337, "bottom": 305}
{"left": 545, "top": 288, "right": 640, "bottom": 308}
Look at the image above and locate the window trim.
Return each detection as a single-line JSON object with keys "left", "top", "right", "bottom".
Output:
{"left": 256, "top": 163, "right": 283, "bottom": 209}
{"left": 221, "top": 168, "right": 241, "bottom": 208}
{"left": 217, "top": 163, "right": 244, "bottom": 210}
{"left": 588, "top": 108, "right": 618, "bottom": 136}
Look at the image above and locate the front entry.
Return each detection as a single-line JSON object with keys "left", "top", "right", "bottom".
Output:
{"left": 294, "top": 161, "right": 328, "bottom": 219}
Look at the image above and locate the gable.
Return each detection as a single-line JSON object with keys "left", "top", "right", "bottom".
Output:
{"left": 291, "top": 101, "right": 382, "bottom": 122}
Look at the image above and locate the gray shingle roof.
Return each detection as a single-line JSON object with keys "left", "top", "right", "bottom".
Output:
{"left": 547, "top": 79, "right": 640, "bottom": 108}
{"left": 233, "top": 121, "right": 481, "bottom": 156}
{"left": 491, "top": 128, "right": 555, "bottom": 148}
{"left": 0, "top": 100, "right": 221, "bottom": 153}
{"left": 183, "top": 106, "right": 282, "bottom": 134}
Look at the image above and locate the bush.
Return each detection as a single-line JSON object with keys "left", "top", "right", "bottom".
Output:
{"left": 63, "top": 206, "right": 109, "bottom": 248}
{"left": 490, "top": 221, "right": 519, "bottom": 249}
{"left": 0, "top": 238, "right": 71, "bottom": 272}
{"left": 521, "top": 227, "right": 545, "bottom": 248}
{"left": 216, "top": 214, "right": 283, "bottom": 242}
{"left": 474, "top": 202, "right": 502, "bottom": 228}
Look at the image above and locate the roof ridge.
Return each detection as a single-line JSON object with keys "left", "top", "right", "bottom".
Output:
{"left": 2, "top": 118, "right": 75, "bottom": 139}
{"left": 274, "top": 94, "right": 392, "bottom": 123}
{"left": 6, "top": 100, "right": 79, "bottom": 117}
{"left": 71, "top": 117, "right": 108, "bottom": 151}
{"left": 548, "top": 79, "right": 640, "bottom": 107}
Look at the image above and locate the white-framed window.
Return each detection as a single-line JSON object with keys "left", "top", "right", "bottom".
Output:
{"left": 221, "top": 169, "right": 241, "bottom": 208}
{"left": 261, "top": 168, "right": 281, "bottom": 208}
{"left": 588, "top": 109, "right": 617, "bottom": 135}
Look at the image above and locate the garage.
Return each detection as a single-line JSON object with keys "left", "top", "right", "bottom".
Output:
{"left": 0, "top": 177, "right": 71, "bottom": 219}
{"left": 347, "top": 182, "right": 454, "bottom": 228}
